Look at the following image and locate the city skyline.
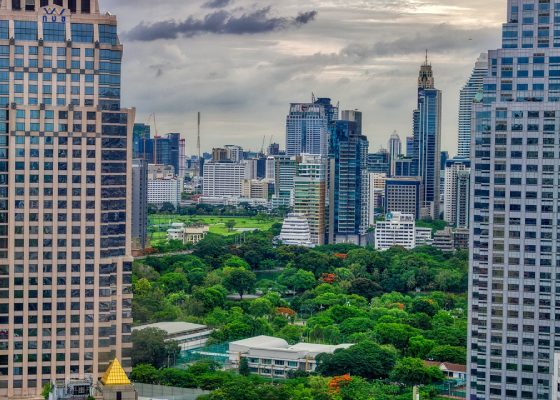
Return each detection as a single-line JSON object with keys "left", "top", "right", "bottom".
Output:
{"left": 102, "top": 0, "right": 505, "bottom": 156}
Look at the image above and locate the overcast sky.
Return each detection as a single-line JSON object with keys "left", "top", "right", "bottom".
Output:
{"left": 102, "top": 0, "right": 506, "bottom": 157}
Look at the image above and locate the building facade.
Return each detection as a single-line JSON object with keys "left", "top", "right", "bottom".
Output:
{"left": 285, "top": 97, "right": 337, "bottom": 157}
{"left": 293, "top": 154, "right": 327, "bottom": 245}
{"left": 468, "top": 1, "right": 560, "bottom": 399}
{"left": 443, "top": 158, "right": 471, "bottom": 228}
{"left": 412, "top": 57, "right": 442, "bottom": 219}
{"left": 202, "top": 161, "right": 247, "bottom": 199}
{"left": 328, "top": 115, "right": 369, "bottom": 245}
{"left": 367, "top": 149, "right": 390, "bottom": 174}
{"left": 374, "top": 212, "right": 416, "bottom": 251}
{"left": 277, "top": 214, "right": 314, "bottom": 248}
{"left": 368, "top": 172, "right": 386, "bottom": 225}
{"left": 458, "top": 53, "right": 488, "bottom": 158}
{"left": 388, "top": 131, "right": 402, "bottom": 177}
{"left": 147, "top": 177, "right": 181, "bottom": 207}
{"left": 131, "top": 159, "right": 147, "bottom": 253}
{"left": 0, "top": 1, "right": 134, "bottom": 397}
{"left": 384, "top": 178, "right": 422, "bottom": 220}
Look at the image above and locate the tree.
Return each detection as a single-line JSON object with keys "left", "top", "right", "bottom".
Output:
{"left": 160, "top": 202, "right": 176, "bottom": 213}
{"left": 225, "top": 220, "right": 236, "bottom": 232}
{"left": 130, "top": 364, "right": 160, "bottom": 384}
{"left": 131, "top": 327, "right": 181, "bottom": 368}
{"left": 222, "top": 268, "right": 256, "bottom": 299}
{"left": 279, "top": 268, "right": 317, "bottom": 293}
{"left": 389, "top": 357, "right": 445, "bottom": 386}
{"left": 408, "top": 336, "right": 436, "bottom": 359}
{"left": 348, "top": 278, "right": 383, "bottom": 300}
{"left": 411, "top": 297, "right": 439, "bottom": 317}
{"left": 239, "top": 357, "right": 250, "bottom": 376}
{"left": 159, "top": 272, "right": 189, "bottom": 294}
{"left": 373, "top": 323, "right": 420, "bottom": 351}
{"left": 316, "top": 340, "right": 397, "bottom": 380}
{"left": 248, "top": 298, "right": 273, "bottom": 317}
{"left": 427, "top": 345, "right": 466, "bottom": 364}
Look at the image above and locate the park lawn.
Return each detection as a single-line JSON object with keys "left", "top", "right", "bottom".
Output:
{"left": 148, "top": 215, "right": 280, "bottom": 246}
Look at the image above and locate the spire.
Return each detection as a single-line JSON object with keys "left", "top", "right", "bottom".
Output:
{"left": 425, "top": 49, "right": 429, "bottom": 66}
{"left": 100, "top": 358, "right": 132, "bottom": 386}
{"left": 418, "top": 52, "right": 435, "bottom": 89}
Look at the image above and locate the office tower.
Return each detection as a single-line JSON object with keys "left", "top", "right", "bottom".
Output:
{"left": 202, "top": 161, "right": 248, "bottom": 199}
{"left": 328, "top": 114, "right": 369, "bottom": 245}
{"left": 131, "top": 159, "right": 148, "bottom": 253}
{"left": 367, "top": 149, "right": 390, "bottom": 174}
{"left": 368, "top": 173, "right": 386, "bottom": 225}
{"left": 132, "top": 123, "right": 150, "bottom": 159}
{"left": 406, "top": 136, "right": 414, "bottom": 158}
{"left": 225, "top": 145, "right": 243, "bottom": 162}
{"left": 267, "top": 142, "right": 280, "bottom": 156}
{"left": 394, "top": 157, "right": 414, "bottom": 177}
{"left": 178, "top": 138, "right": 186, "bottom": 180}
{"left": 241, "top": 179, "right": 270, "bottom": 201}
{"left": 272, "top": 155, "right": 297, "bottom": 207}
{"left": 384, "top": 178, "right": 422, "bottom": 220}
{"left": 412, "top": 55, "right": 442, "bottom": 219}
{"left": 135, "top": 131, "right": 181, "bottom": 175}
{"left": 388, "top": 131, "right": 402, "bottom": 177}
{"left": 212, "top": 148, "right": 228, "bottom": 162}
{"left": 458, "top": 53, "right": 488, "bottom": 158}
{"left": 265, "top": 156, "right": 276, "bottom": 180}
{"left": 443, "top": 158, "right": 471, "bottom": 228}
{"left": 374, "top": 212, "right": 416, "bottom": 251}
{"left": 0, "top": 1, "right": 135, "bottom": 398}
{"left": 468, "top": 2, "right": 560, "bottom": 399}
{"left": 293, "top": 154, "right": 327, "bottom": 245}
{"left": 286, "top": 97, "right": 338, "bottom": 157}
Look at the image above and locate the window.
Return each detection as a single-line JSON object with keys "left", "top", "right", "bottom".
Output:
{"left": 14, "top": 21, "right": 38, "bottom": 41}
{"left": 99, "top": 25, "right": 117, "bottom": 45}
{"left": 71, "top": 23, "right": 93, "bottom": 43}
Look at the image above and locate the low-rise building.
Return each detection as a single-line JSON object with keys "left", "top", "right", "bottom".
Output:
{"left": 415, "top": 227, "right": 433, "bottom": 247}
{"left": 277, "top": 214, "right": 314, "bottom": 247}
{"left": 424, "top": 361, "right": 467, "bottom": 381}
{"left": 453, "top": 228, "right": 469, "bottom": 250}
{"left": 229, "top": 336, "right": 353, "bottom": 378}
{"left": 167, "top": 223, "right": 210, "bottom": 245}
{"left": 374, "top": 212, "right": 416, "bottom": 250}
{"left": 433, "top": 227, "right": 454, "bottom": 253}
{"left": 132, "top": 322, "right": 214, "bottom": 351}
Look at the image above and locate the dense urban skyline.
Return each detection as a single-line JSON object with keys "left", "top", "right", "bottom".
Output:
{"left": 103, "top": 0, "right": 504, "bottom": 155}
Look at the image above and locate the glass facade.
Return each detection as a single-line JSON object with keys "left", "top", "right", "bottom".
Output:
{"left": 0, "top": 1, "right": 134, "bottom": 398}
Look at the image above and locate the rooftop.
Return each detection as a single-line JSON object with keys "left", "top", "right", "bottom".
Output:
{"left": 100, "top": 359, "right": 131, "bottom": 386}
{"left": 424, "top": 361, "right": 467, "bottom": 373}
{"left": 133, "top": 321, "right": 208, "bottom": 335}
{"left": 230, "top": 335, "right": 353, "bottom": 356}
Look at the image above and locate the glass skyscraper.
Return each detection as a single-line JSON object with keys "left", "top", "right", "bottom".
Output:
{"left": 458, "top": 53, "right": 488, "bottom": 158}
{"left": 285, "top": 97, "right": 338, "bottom": 157}
{"left": 468, "top": 1, "right": 560, "bottom": 399}
{"left": 412, "top": 57, "right": 442, "bottom": 219}
{"left": 0, "top": 1, "right": 134, "bottom": 398}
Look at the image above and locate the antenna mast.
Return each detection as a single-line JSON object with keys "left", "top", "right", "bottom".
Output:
{"left": 196, "top": 112, "right": 201, "bottom": 177}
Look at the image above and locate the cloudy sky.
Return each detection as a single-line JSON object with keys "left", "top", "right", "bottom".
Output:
{"left": 102, "top": 0, "right": 506, "bottom": 156}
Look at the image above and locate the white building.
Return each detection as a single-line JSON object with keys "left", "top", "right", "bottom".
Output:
{"left": 368, "top": 173, "right": 386, "bottom": 225}
{"left": 202, "top": 161, "right": 248, "bottom": 199}
{"left": 148, "top": 177, "right": 182, "bottom": 207}
{"left": 225, "top": 145, "right": 244, "bottom": 162}
{"left": 415, "top": 227, "right": 433, "bottom": 247}
{"left": 167, "top": 223, "right": 210, "bottom": 245}
{"left": 278, "top": 214, "right": 314, "bottom": 247}
{"left": 443, "top": 159, "right": 471, "bottom": 228}
{"left": 133, "top": 322, "right": 213, "bottom": 352}
{"left": 388, "top": 131, "right": 402, "bottom": 177}
{"left": 374, "top": 212, "right": 416, "bottom": 250}
{"left": 229, "top": 336, "right": 352, "bottom": 379}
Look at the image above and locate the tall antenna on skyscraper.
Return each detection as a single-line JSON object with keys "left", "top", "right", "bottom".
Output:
{"left": 196, "top": 112, "right": 201, "bottom": 177}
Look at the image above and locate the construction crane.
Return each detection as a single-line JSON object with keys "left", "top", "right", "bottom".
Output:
{"left": 260, "top": 135, "right": 266, "bottom": 155}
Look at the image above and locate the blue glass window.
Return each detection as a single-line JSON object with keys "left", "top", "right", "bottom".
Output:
{"left": 0, "top": 21, "right": 8, "bottom": 40}
{"left": 99, "top": 25, "right": 117, "bottom": 45}
{"left": 15, "top": 21, "right": 38, "bottom": 41}
{"left": 71, "top": 23, "right": 93, "bottom": 43}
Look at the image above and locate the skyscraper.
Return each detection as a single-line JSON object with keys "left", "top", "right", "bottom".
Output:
{"left": 468, "top": 2, "right": 560, "bottom": 399}
{"left": 0, "top": 1, "right": 134, "bottom": 398}
{"left": 131, "top": 159, "right": 148, "bottom": 254}
{"left": 412, "top": 55, "right": 442, "bottom": 219}
{"left": 134, "top": 131, "right": 182, "bottom": 175}
{"left": 443, "top": 158, "right": 470, "bottom": 228}
{"left": 458, "top": 53, "right": 488, "bottom": 158}
{"left": 388, "top": 131, "right": 402, "bottom": 177}
{"left": 328, "top": 112, "right": 369, "bottom": 245}
{"left": 286, "top": 97, "right": 338, "bottom": 157}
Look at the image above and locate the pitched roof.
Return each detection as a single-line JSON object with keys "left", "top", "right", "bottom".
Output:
{"left": 424, "top": 360, "right": 467, "bottom": 373}
{"left": 100, "top": 358, "right": 131, "bottom": 386}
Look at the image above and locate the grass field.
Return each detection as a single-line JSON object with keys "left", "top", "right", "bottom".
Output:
{"left": 148, "top": 214, "right": 280, "bottom": 247}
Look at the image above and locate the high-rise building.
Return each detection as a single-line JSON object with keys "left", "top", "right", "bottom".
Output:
{"left": 406, "top": 136, "right": 414, "bottom": 158}
{"left": 394, "top": 157, "right": 414, "bottom": 177}
{"left": 293, "top": 154, "right": 327, "bottom": 245}
{"left": 328, "top": 114, "right": 369, "bottom": 245}
{"left": 212, "top": 148, "right": 228, "bottom": 162}
{"left": 267, "top": 142, "right": 280, "bottom": 156}
{"left": 131, "top": 159, "right": 148, "bottom": 253}
{"left": 384, "top": 178, "right": 422, "bottom": 220}
{"left": 202, "top": 161, "right": 248, "bottom": 199}
{"left": 458, "top": 53, "right": 488, "bottom": 158}
{"left": 135, "top": 131, "right": 181, "bottom": 175}
{"left": 443, "top": 158, "right": 471, "bottom": 228}
{"left": 286, "top": 97, "right": 338, "bottom": 157}
{"left": 272, "top": 155, "right": 297, "bottom": 207}
{"left": 225, "top": 145, "right": 243, "bottom": 162}
{"left": 132, "top": 123, "right": 150, "bottom": 159}
{"left": 0, "top": 1, "right": 135, "bottom": 397}
{"left": 468, "top": 2, "right": 560, "bottom": 399}
{"left": 388, "top": 131, "right": 402, "bottom": 177}
{"left": 368, "top": 173, "right": 386, "bottom": 225}
{"left": 412, "top": 55, "right": 442, "bottom": 219}
{"left": 367, "top": 149, "right": 390, "bottom": 174}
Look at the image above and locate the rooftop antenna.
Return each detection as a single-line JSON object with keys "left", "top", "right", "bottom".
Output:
{"left": 196, "top": 112, "right": 201, "bottom": 176}
{"left": 425, "top": 49, "right": 429, "bottom": 65}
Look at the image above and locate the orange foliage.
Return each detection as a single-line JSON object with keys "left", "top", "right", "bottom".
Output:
{"left": 322, "top": 273, "right": 337, "bottom": 284}
{"left": 334, "top": 253, "right": 348, "bottom": 260}
{"left": 328, "top": 374, "right": 352, "bottom": 393}
{"left": 276, "top": 307, "right": 296, "bottom": 317}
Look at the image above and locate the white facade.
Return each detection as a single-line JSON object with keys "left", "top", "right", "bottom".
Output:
{"left": 458, "top": 53, "right": 488, "bottom": 158}
{"left": 415, "top": 227, "right": 434, "bottom": 246}
{"left": 167, "top": 223, "right": 210, "bottom": 245}
{"left": 133, "top": 322, "right": 213, "bottom": 352}
{"left": 202, "top": 161, "right": 248, "bottom": 198}
{"left": 443, "top": 160, "right": 471, "bottom": 227}
{"left": 368, "top": 173, "right": 386, "bottom": 225}
{"left": 229, "top": 336, "right": 352, "bottom": 379}
{"left": 388, "top": 131, "right": 402, "bottom": 177}
{"left": 374, "top": 212, "right": 416, "bottom": 250}
{"left": 225, "top": 145, "right": 244, "bottom": 162}
{"left": 278, "top": 214, "right": 314, "bottom": 247}
{"left": 148, "top": 178, "right": 182, "bottom": 207}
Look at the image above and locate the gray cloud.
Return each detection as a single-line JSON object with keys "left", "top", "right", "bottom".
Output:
{"left": 124, "top": 6, "right": 318, "bottom": 41}
{"left": 202, "top": 0, "right": 233, "bottom": 8}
